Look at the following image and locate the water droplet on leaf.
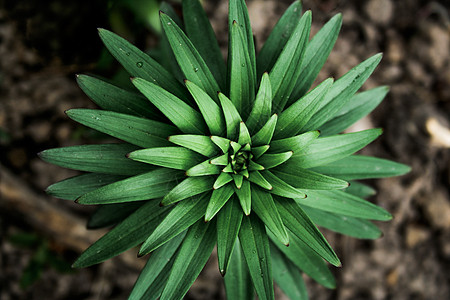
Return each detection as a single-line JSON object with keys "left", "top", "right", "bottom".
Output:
{"left": 136, "top": 62, "right": 143, "bottom": 68}
{"left": 194, "top": 67, "right": 199, "bottom": 72}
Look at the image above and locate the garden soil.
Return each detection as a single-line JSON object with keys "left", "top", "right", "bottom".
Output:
{"left": 1, "top": 0, "right": 449, "bottom": 299}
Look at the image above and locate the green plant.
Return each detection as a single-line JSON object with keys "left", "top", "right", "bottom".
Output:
{"left": 40, "top": 0, "right": 410, "bottom": 299}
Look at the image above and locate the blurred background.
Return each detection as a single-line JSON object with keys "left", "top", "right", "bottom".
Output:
{"left": 1, "top": 0, "right": 449, "bottom": 299}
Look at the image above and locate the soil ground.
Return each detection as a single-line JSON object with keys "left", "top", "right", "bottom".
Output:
{"left": 1, "top": 0, "right": 449, "bottom": 299}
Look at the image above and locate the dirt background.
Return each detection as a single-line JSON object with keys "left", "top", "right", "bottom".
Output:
{"left": 1, "top": 0, "right": 449, "bottom": 299}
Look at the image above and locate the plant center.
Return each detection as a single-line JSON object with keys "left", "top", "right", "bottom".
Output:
{"left": 230, "top": 150, "right": 251, "bottom": 173}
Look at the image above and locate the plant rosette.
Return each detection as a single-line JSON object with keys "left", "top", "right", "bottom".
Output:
{"left": 40, "top": 0, "right": 410, "bottom": 299}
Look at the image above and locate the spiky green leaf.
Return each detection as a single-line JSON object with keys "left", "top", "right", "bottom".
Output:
{"left": 246, "top": 72, "right": 272, "bottom": 133}
{"left": 219, "top": 92, "right": 242, "bottom": 140}
{"left": 252, "top": 114, "right": 278, "bottom": 146}
{"left": 162, "top": 177, "right": 214, "bottom": 206}
{"left": 128, "top": 147, "right": 203, "bottom": 170}
{"left": 87, "top": 202, "right": 143, "bottom": 229}
{"left": 234, "top": 180, "right": 251, "bottom": 215}
{"left": 169, "top": 134, "right": 219, "bottom": 157}
{"left": 186, "top": 159, "right": 221, "bottom": 176}
{"left": 248, "top": 171, "right": 273, "bottom": 190}
{"left": 224, "top": 239, "right": 254, "bottom": 300}
{"left": 261, "top": 170, "right": 306, "bottom": 199}
{"left": 256, "top": 151, "right": 293, "bottom": 169}
{"left": 205, "top": 184, "right": 235, "bottom": 221}
{"left": 270, "top": 130, "right": 320, "bottom": 153}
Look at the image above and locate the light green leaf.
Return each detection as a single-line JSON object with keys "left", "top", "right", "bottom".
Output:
{"left": 319, "top": 86, "right": 389, "bottom": 136}
{"left": 128, "top": 147, "right": 203, "bottom": 170}
{"left": 211, "top": 136, "right": 231, "bottom": 153}
{"left": 210, "top": 153, "right": 229, "bottom": 166}
{"left": 76, "top": 169, "right": 184, "bottom": 205}
{"left": 132, "top": 77, "right": 207, "bottom": 134}
{"left": 270, "top": 11, "right": 311, "bottom": 112}
{"left": 185, "top": 80, "right": 225, "bottom": 136}
{"left": 296, "top": 190, "right": 392, "bottom": 221}
{"left": 289, "top": 128, "right": 383, "bottom": 168}
{"left": 160, "top": 12, "right": 220, "bottom": 101}
{"left": 273, "top": 164, "right": 349, "bottom": 190}
{"left": 274, "top": 197, "right": 341, "bottom": 267}
{"left": 233, "top": 174, "right": 244, "bottom": 189}
{"left": 228, "top": 0, "right": 256, "bottom": 89}
{"left": 205, "top": 184, "right": 235, "bottom": 221}
{"left": 140, "top": 193, "right": 210, "bottom": 256}
{"left": 251, "top": 187, "right": 289, "bottom": 246}
{"left": 229, "top": 20, "right": 255, "bottom": 117}
{"left": 256, "top": 0, "right": 302, "bottom": 77}
{"left": 168, "top": 134, "right": 219, "bottom": 157}
{"left": 39, "top": 144, "right": 154, "bottom": 175}
{"left": 214, "top": 172, "right": 234, "bottom": 190}
{"left": 73, "top": 200, "right": 171, "bottom": 268}
{"left": 248, "top": 171, "right": 273, "bottom": 190}
{"left": 224, "top": 239, "right": 254, "bottom": 300}
{"left": 183, "top": 0, "right": 226, "bottom": 89}
{"left": 76, "top": 75, "right": 160, "bottom": 119}
{"left": 234, "top": 180, "right": 251, "bottom": 215}
{"left": 98, "top": 28, "right": 188, "bottom": 101}
{"left": 275, "top": 78, "right": 333, "bottom": 139}
{"left": 238, "top": 122, "right": 252, "bottom": 145}
{"left": 219, "top": 92, "right": 242, "bottom": 140}
{"left": 252, "top": 114, "right": 278, "bottom": 146}
{"left": 186, "top": 159, "right": 221, "bottom": 176}
{"left": 252, "top": 145, "right": 270, "bottom": 160}
{"left": 268, "top": 228, "right": 336, "bottom": 288}
{"left": 46, "top": 173, "right": 126, "bottom": 201}
{"left": 239, "top": 214, "right": 275, "bottom": 300}
{"left": 290, "top": 13, "right": 343, "bottom": 101}
{"left": 261, "top": 170, "right": 306, "bottom": 199}
{"left": 67, "top": 109, "right": 177, "bottom": 148}
{"left": 162, "top": 177, "right": 214, "bottom": 206}
{"left": 302, "top": 53, "right": 383, "bottom": 131}
{"left": 217, "top": 197, "right": 244, "bottom": 275}
{"left": 270, "top": 130, "right": 320, "bottom": 153}
{"left": 246, "top": 72, "right": 272, "bottom": 133}
{"left": 128, "top": 231, "right": 186, "bottom": 300}
{"left": 256, "top": 151, "right": 293, "bottom": 169}
{"left": 248, "top": 160, "right": 265, "bottom": 171}
{"left": 270, "top": 243, "right": 308, "bottom": 300}
{"left": 301, "top": 206, "right": 382, "bottom": 239}
{"left": 87, "top": 202, "right": 143, "bottom": 229}
{"left": 310, "top": 155, "right": 411, "bottom": 180}
{"left": 160, "top": 219, "right": 216, "bottom": 300}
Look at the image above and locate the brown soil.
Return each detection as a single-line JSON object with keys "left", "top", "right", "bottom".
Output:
{"left": 1, "top": 0, "right": 449, "bottom": 299}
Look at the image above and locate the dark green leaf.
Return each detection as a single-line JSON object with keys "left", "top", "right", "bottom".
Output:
{"left": 296, "top": 190, "right": 392, "bottom": 221}
{"left": 128, "top": 147, "right": 203, "bottom": 170}
{"left": 162, "top": 177, "right": 214, "bottom": 205}
{"left": 219, "top": 92, "right": 242, "bottom": 140}
{"left": 168, "top": 134, "right": 219, "bottom": 157}
{"left": 205, "top": 184, "right": 235, "bottom": 221}
{"left": 268, "top": 228, "right": 336, "bottom": 288}
{"left": 234, "top": 180, "right": 251, "bottom": 215}
{"left": 73, "top": 200, "right": 171, "bottom": 268}
{"left": 344, "top": 181, "right": 376, "bottom": 198}
{"left": 252, "top": 187, "right": 289, "bottom": 246}
{"left": 290, "top": 13, "right": 342, "bottom": 101}
{"left": 76, "top": 169, "right": 184, "bottom": 205}
{"left": 160, "top": 12, "right": 220, "bottom": 101}
{"left": 270, "top": 11, "right": 311, "bottom": 112}
{"left": 248, "top": 171, "right": 273, "bottom": 190}
{"left": 39, "top": 144, "right": 154, "bottom": 175}
{"left": 239, "top": 214, "right": 275, "bottom": 300}
{"left": 132, "top": 77, "right": 207, "bottom": 134}
{"left": 186, "top": 159, "right": 221, "bottom": 176}
{"left": 214, "top": 172, "right": 234, "bottom": 190}
{"left": 229, "top": 20, "right": 255, "bottom": 117}
{"left": 140, "top": 193, "right": 210, "bottom": 256}
{"left": 319, "top": 86, "right": 389, "bottom": 136}
{"left": 128, "top": 232, "right": 186, "bottom": 300}
{"left": 185, "top": 80, "right": 225, "bottom": 136}
{"left": 302, "top": 53, "right": 383, "bottom": 131}
{"left": 275, "top": 78, "right": 333, "bottom": 139}
{"left": 261, "top": 170, "right": 306, "bottom": 199}
{"left": 217, "top": 197, "right": 244, "bottom": 275}
{"left": 224, "top": 239, "right": 254, "bottom": 300}
{"left": 269, "top": 130, "right": 320, "bottom": 153}
{"left": 87, "top": 202, "right": 144, "bottom": 229}
{"left": 256, "top": 0, "right": 302, "bottom": 77}
{"left": 238, "top": 122, "right": 252, "bottom": 145}
{"left": 273, "top": 164, "right": 349, "bottom": 190}
{"left": 270, "top": 243, "right": 308, "bottom": 300}
{"left": 246, "top": 72, "right": 272, "bottom": 133}
{"left": 301, "top": 206, "right": 382, "bottom": 239}
{"left": 160, "top": 219, "right": 216, "bottom": 300}
{"left": 211, "top": 136, "right": 231, "bottom": 153}
{"left": 183, "top": 0, "right": 226, "bottom": 89}
{"left": 256, "top": 151, "right": 293, "bottom": 169}
{"left": 66, "top": 109, "right": 177, "bottom": 148}
{"left": 252, "top": 145, "right": 270, "bottom": 160}
{"left": 46, "top": 173, "right": 126, "bottom": 201}
{"left": 289, "top": 128, "right": 383, "bottom": 168}
{"left": 76, "top": 75, "right": 160, "bottom": 119}
{"left": 310, "top": 155, "right": 411, "bottom": 180}
{"left": 252, "top": 114, "right": 278, "bottom": 146}
{"left": 98, "top": 28, "right": 188, "bottom": 101}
